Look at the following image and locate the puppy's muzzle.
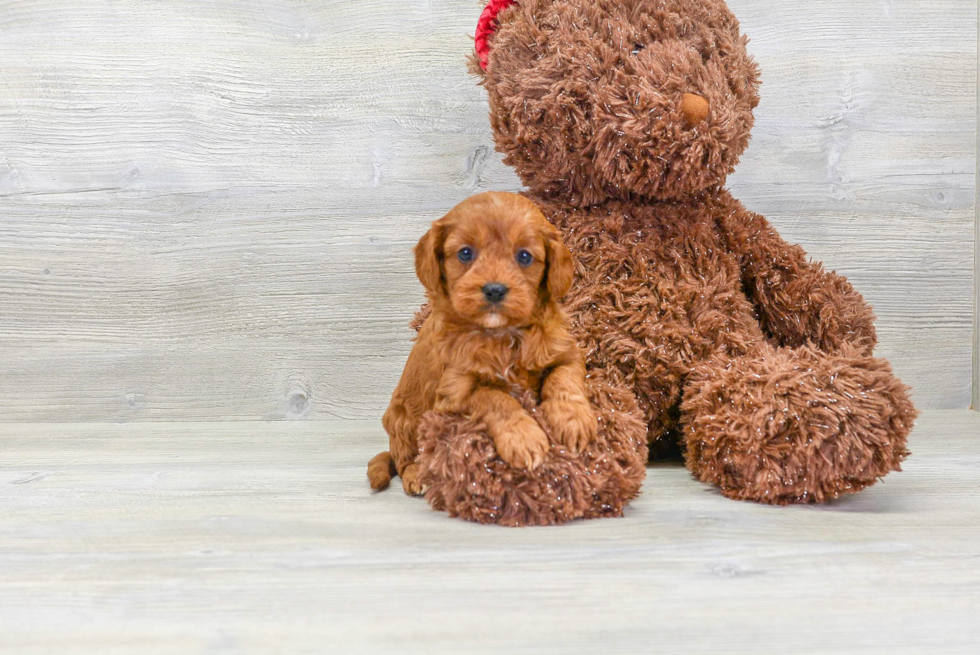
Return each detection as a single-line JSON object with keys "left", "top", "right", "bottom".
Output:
{"left": 482, "top": 282, "right": 509, "bottom": 304}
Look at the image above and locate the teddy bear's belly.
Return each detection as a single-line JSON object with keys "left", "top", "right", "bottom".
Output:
{"left": 551, "top": 203, "right": 766, "bottom": 445}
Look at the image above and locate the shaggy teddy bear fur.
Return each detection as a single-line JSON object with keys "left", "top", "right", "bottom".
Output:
{"left": 413, "top": 0, "right": 917, "bottom": 513}
{"left": 417, "top": 383, "right": 647, "bottom": 526}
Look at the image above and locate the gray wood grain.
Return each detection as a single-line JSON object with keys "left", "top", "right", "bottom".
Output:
{"left": 0, "top": 0, "right": 975, "bottom": 420}
{"left": 975, "top": 0, "right": 979, "bottom": 411}
{"left": 0, "top": 410, "right": 977, "bottom": 654}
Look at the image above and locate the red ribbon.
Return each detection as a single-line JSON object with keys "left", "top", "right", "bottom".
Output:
{"left": 475, "top": 0, "right": 518, "bottom": 69}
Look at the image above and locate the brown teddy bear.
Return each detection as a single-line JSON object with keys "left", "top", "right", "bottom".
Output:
{"left": 413, "top": 0, "right": 918, "bottom": 521}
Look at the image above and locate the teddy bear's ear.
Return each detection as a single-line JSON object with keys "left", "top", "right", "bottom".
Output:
{"left": 474, "top": 0, "right": 518, "bottom": 71}
{"left": 542, "top": 222, "right": 574, "bottom": 300}
{"left": 414, "top": 220, "right": 447, "bottom": 297}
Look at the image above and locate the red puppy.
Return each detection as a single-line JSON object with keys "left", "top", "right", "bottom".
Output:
{"left": 368, "top": 192, "right": 597, "bottom": 495}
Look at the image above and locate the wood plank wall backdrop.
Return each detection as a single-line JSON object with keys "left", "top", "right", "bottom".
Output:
{"left": 0, "top": 0, "right": 976, "bottom": 422}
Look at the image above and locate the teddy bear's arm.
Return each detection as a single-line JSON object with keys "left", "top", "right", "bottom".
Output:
{"left": 719, "top": 201, "right": 877, "bottom": 355}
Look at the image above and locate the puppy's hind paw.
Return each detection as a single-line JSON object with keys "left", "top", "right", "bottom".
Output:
{"left": 400, "top": 463, "right": 427, "bottom": 496}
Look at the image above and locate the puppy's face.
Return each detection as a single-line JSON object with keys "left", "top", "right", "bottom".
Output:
{"left": 415, "top": 192, "right": 572, "bottom": 329}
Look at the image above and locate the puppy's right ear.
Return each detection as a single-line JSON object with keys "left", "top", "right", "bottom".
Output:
{"left": 542, "top": 221, "right": 574, "bottom": 300}
{"left": 414, "top": 220, "right": 446, "bottom": 296}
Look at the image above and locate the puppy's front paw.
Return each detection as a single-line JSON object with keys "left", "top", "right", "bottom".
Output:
{"left": 540, "top": 399, "right": 597, "bottom": 453}
{"left": 492, "top": 414, "right": 550, "bottom": 470}
{"left": 400, "top": 463, "right": 426, "bottom": 496}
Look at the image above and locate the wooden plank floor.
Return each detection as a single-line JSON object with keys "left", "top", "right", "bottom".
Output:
{"left": 1, "top": 410, "right": 978, "bottom": 654}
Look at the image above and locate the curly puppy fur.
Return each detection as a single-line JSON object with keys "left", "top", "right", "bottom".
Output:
{"left": 371, "top": 192, "right": 645, "bottom": 513}
{"left": 402, "top": 304, "right": 647, "bottom": 525}
{"left": 466, "top": 0, "right": 917, "bottom": 504}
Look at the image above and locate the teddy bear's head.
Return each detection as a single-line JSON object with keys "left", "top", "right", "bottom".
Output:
{"left": 473, "top": 0, "right": 761, "bottom": 207}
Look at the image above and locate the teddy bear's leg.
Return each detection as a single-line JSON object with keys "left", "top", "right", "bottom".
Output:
{"left": 679, "top": 342, "right": 917, "bottom": 504}
{"left": 415, "top": 375, "right": 648, "bottom": 526}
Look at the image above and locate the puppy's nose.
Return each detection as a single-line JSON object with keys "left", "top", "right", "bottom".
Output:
{"left": 482, "top": 282, "right": 509, "bottom": 304}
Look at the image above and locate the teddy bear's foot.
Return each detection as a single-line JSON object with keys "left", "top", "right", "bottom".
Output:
{"left": 415, "top": 379, "right": 647, "bottom": 526}
{"left": 680, "top": 344, "right": 918, "bottom": 504}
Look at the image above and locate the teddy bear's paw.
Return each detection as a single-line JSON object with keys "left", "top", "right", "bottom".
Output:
{"left": 491, "top": 413, "right": 550, "bottom": 470}
{"left": 540, "top": 399, "right": 598, "bottom": 454}
{"left": 681, "top": 346, "right": 917, "bottom": 504}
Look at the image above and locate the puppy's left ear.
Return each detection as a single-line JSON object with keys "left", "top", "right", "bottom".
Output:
{"left": 542, "top": 222, "right": 574, "bottom": 299}
{"left": 414, "top": 219, "right": 447, "bottom": 297}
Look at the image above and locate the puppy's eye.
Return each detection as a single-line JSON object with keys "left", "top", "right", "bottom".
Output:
{"left": 457, "top": 247, "right": 475, "bottom": 263}
{"left": 516, "top": 249, "right": 534, "bottom": 267}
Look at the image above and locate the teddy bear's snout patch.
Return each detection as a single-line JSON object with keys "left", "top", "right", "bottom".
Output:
{"left": 681, "top": 93, "right": 710, "bottom": 126}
